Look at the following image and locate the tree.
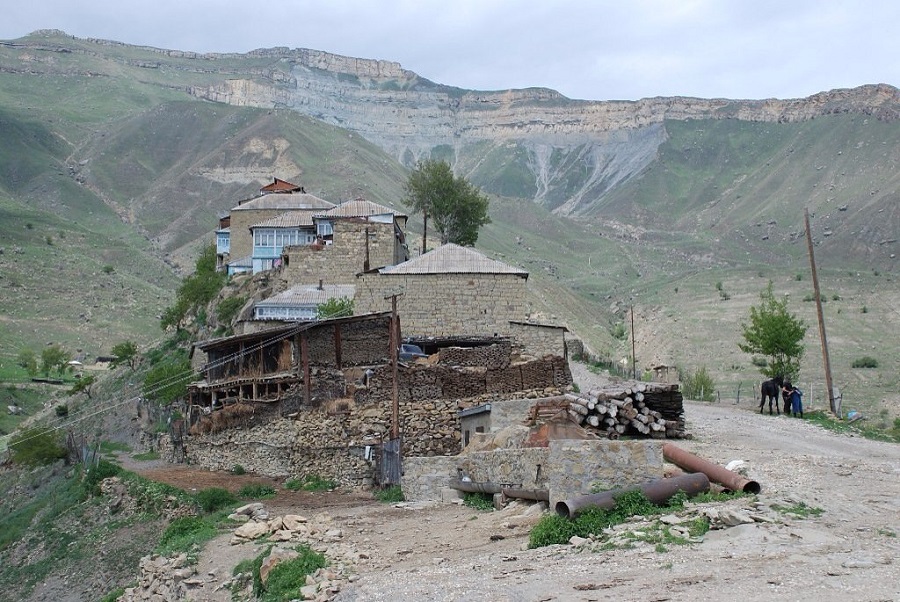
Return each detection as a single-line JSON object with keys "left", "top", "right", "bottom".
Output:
{"left": 40, "top": 345, "right": 69, "bottom": 377}
{"left": 160, "top": 243, "right": 226, "bottom": 331}
{"left": 17, "top": 348, "right": 38, "bottom": 376}
{"left": 316, "top": 297, "right": 354, "bottom": 320}
{"left": 69, "top": 373, "right": 97, "bottom": 399}
{"left": 110, "top": 340, "right": 139, "bottom": 370}
{"left": 404, "top": 159, "right": 491, "bottom": 247}
{"left": 142, "top": 355, "right": 192, "bottom": 405}
{"left": 739, "top": 282, "right": 808, "bottom": 381}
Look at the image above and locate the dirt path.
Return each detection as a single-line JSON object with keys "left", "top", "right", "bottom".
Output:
{"left": 130, "top": 364, "right": 900, "bottom": 601}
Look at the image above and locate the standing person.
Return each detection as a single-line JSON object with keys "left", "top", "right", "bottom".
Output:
{"left": 782, "top": 381, "right": 803, "bottom": 418}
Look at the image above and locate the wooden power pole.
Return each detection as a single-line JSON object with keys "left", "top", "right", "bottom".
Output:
{"left": 804, "top": 208, "right": 837, "bottom": 415}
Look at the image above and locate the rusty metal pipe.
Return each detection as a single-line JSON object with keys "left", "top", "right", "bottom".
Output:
{"left": 449, "top": 479, "right": 501, "bottom": 495}
{"left": 555, "top": 472, "right": 710, "bottom": 519}
{"left": 501, "top": 487, "right": 550, "bottom": 502}
{"left": 662, "top": 443, "right": 761, "bottom": 494}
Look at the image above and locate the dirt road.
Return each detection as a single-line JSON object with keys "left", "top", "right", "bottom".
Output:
{"left": 135, "top": 365, "right": 900, "bottom": 601}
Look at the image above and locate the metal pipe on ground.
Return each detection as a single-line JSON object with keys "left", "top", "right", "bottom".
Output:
{"left": 662, "top": 443, "right": 761, "bottom": 494}
{"left": 450, "top": 481, "right": 549, "bottom": 502}
{"left": 555, "top": 472, "right": 710, "bottom": 519}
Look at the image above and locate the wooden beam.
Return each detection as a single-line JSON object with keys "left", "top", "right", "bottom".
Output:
{"left": 301, "top": 332, "right": 311, "bottom": 406}
{"left": 334, "top": 323, "right": 342, "bottom": 368}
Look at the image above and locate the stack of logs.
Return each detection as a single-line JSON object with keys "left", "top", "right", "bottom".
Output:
{"left": 564, "top": 383, "right": 687, "bottom": 439}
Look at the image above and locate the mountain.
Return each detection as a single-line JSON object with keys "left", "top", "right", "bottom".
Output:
{"left": 0, "top": 30, "right": 897, "bottom": 411}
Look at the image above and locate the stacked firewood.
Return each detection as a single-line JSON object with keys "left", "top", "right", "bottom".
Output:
{"left": 564, "top": 383, "right": 687, "bottom": 439}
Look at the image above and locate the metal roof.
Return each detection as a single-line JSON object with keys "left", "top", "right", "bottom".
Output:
{"left": 250, "top": 211, "right": 316, "bottom": 229}
{"left": 316, "top": 198, "right": 407, "bottom": 219}
{"left": 233, "top": 192, "right": 335, "bottom": 212}
{"left": 380, "top": 243, "right": 528, "bottom": 277}
{"left": 193, "top": 311, "right": 391, "bottom": 351}
{"left": 228, "top": 254, "right": 252, "bottom": 268}
{"left": 255, "top": 284, "right": 356, "bottom": 308}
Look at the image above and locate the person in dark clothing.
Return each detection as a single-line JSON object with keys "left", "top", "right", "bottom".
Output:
{"left": 782, "top": 381, "right": 803, "bottom": 418}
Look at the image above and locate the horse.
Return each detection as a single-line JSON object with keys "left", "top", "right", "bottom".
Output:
{"left": 759, "top": 375, "right": 784, "bottom": 415}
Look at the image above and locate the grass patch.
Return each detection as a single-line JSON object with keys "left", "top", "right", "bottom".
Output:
{"left": 237, "top": 484, "right": 277, "bottom": 500}
{"left": 99, "top": 440, "right": 132, "bottom": 455}
{"left": 284, "top": 475, "right": 336, "bottom": 492}
{"left": 851, "top": 356, "right": 878, "bottom": 368}
{"left": 529, "top": 490, "right": 695, "bottom": 548}
{"left": 262, "top": 545, "right": 328, "bottom": 602}
{"left": 131, "top": 450, "right": 161, "bottom": 461}
{"left": 463, "top": 491, "right": 495, "bottom": 511}
{"left": 156, "top": 515, "right": 218, "bottom": 557}
{"left": 804, "top": 410, "right": 900, "bottom": 443}
{"left": 374, "top": 485, "right": 404, "bottom": 503}
{"left": 233, "top": 544, "right": 327, "bottom": 601}
{"left": 771, "top": 501, "right": 824, "bottom": 519}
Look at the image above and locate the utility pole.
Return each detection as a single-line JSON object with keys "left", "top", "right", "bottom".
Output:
{"left": 630, "top": 304, "right": 637, "bottom": 380}
{"left": 422, "top": 209, "right": 427, "bottom": 255}
{"left": 385, "top": 292, "right": 404, "bottom": 438}
{"left": 804, "top": 208, "right": 837, "bottom": 415}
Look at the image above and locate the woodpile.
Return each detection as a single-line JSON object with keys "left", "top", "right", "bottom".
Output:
{"left": 563, "top": 383, "right": 687, "bottom": 439}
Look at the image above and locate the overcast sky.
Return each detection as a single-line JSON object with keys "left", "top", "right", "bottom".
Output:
{"left": 2, "top": 1, "right": 897, "bottom": 101}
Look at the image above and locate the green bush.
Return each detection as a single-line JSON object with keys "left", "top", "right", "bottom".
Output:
{"left": 463, "top": 492, "right": 494, "bottom": 511}
{"left": 82, "top": 459, "right": 122, "bottom": 497}
{"left": 196, "top": 487, "right": 238, "bottom": 513}
{"left": 681, "top": 366, "right": 716, "bottom": 401}
{"left": 216, "top": 296, "right": 246, "bottom": 324}
{"left": 262, "top": 545, "right": 327, "bottom": 601}
{"left": 237, "top": 484, "right": 277, "bottom": 499}
{"left": 374, "top": 485, "right": 404, "bottom": 503}
{"left": 851, "top": 356, "right": 878, "bottom": 369}
{"left": 8, "top": 428, "right": 67, "bottom": 466}
{"left": 54, "top": 404, "right": 69, "bottom": 417}
{"left": 231, "top": 464, "right": 246, "bottom": 475}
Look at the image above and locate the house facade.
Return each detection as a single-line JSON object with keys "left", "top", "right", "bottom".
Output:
{"left": 354, "top": 243, "right": 531, "bottom": 338}
{"left": 253, "top": 283, "right": 356, "bottom": 322}
{"left": 220, "top": 179, "right": 335, "bottom": 273}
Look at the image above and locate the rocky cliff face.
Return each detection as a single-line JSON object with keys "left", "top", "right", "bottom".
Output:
{"left": 8, "top": 32, "right": 900, "bottom": 214}
{"left": 182, "top": 46, "right": 899, "bottom": 212}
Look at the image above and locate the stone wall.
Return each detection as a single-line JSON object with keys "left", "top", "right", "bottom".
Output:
{"left": 400, "top": 439, "right": 665, "bottom": 504}
{"left": 509, "top": 322, "right": 567, "bottom": 358}
{"left": 354, "top": 272, "right": 529, "bottom": 338}
{"left": 547, "top": 439, "right": 664, "bottom": 507}
{"left": 282, "top": 219, "right": 399, "bottom": 285}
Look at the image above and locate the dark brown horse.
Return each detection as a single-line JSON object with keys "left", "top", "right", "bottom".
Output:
{"left": 759, "top": 375, "right": 784, "bottom": 415}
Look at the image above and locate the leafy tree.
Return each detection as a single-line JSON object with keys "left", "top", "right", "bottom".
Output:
{"left": 215, "top": 296, "right": 246, "bottom": 325}
{"left": 316, "top": 296, "right": 354, "bottom": 319}
{"left": 160, "top": 244, "right": 226, "bottom": 331}
{"left": 110, "top": 340, "right": 139, "bottom": 370}
{"left": 739, "top": 282, "right": 807, "bottom": 381}
{"left": 69, "top": 373, "right": 97, "bottom": 398}
{"left": 404, "top": 159, "right": 491, "bottom": 246}
{"left": 8, "top": 427, "right": 67, "bottom": 466}
{"left": 143, "top": 353, "right": 192, "bottom": 405}
{"left": 681, "top": 366, "right": 716, "bottom": 401}
{"left": 17, "top": 348, "right": 38, "bottom": 376}
{"left": 40, "top": 345, "right": 70, "bottom": 377}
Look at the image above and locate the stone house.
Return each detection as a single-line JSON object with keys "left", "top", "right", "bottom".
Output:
{"left": 218, "top": 178, "right": 335, "bottom": 274}
{"left": 280, "top": 199, "right": 409, "bottom": 284}
{"left": 354, "top": 243, "right": 530, "bottom": 339}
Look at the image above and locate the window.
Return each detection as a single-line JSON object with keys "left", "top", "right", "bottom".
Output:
{"left": 254, "top": 228, "right": 275, "bottom": 247}
{"left": 317, "top": 220, "right": 333, "bottom": 237}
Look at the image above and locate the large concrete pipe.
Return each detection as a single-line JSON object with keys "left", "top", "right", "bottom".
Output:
{"left": 662, "top": 443, "right": 761, "bottom": 494}
{"left": 555, "top": 472, "right": 710, "bottom": 519}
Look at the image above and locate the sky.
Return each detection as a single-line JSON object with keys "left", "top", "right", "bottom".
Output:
{"left": 1, "top": 0, "right": 897, "bottom": 101}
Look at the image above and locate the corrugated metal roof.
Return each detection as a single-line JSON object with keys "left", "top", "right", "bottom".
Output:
{"left": 316, "top": 198, "right": 406, "bottom": 219}
{"left": 260, "top": 178, "right": 303, "bottom": 193}
{"left": 233, "top": 192, "right": 335, "bottom": 212}
{"left": 250, "top": 212, "right": 316, "bottom": 229}
{"left": 255, "top": 283, "right": 356, "bottom": 307}
{"left": 380, "top": 243, "right": 528, "bottom": 277}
